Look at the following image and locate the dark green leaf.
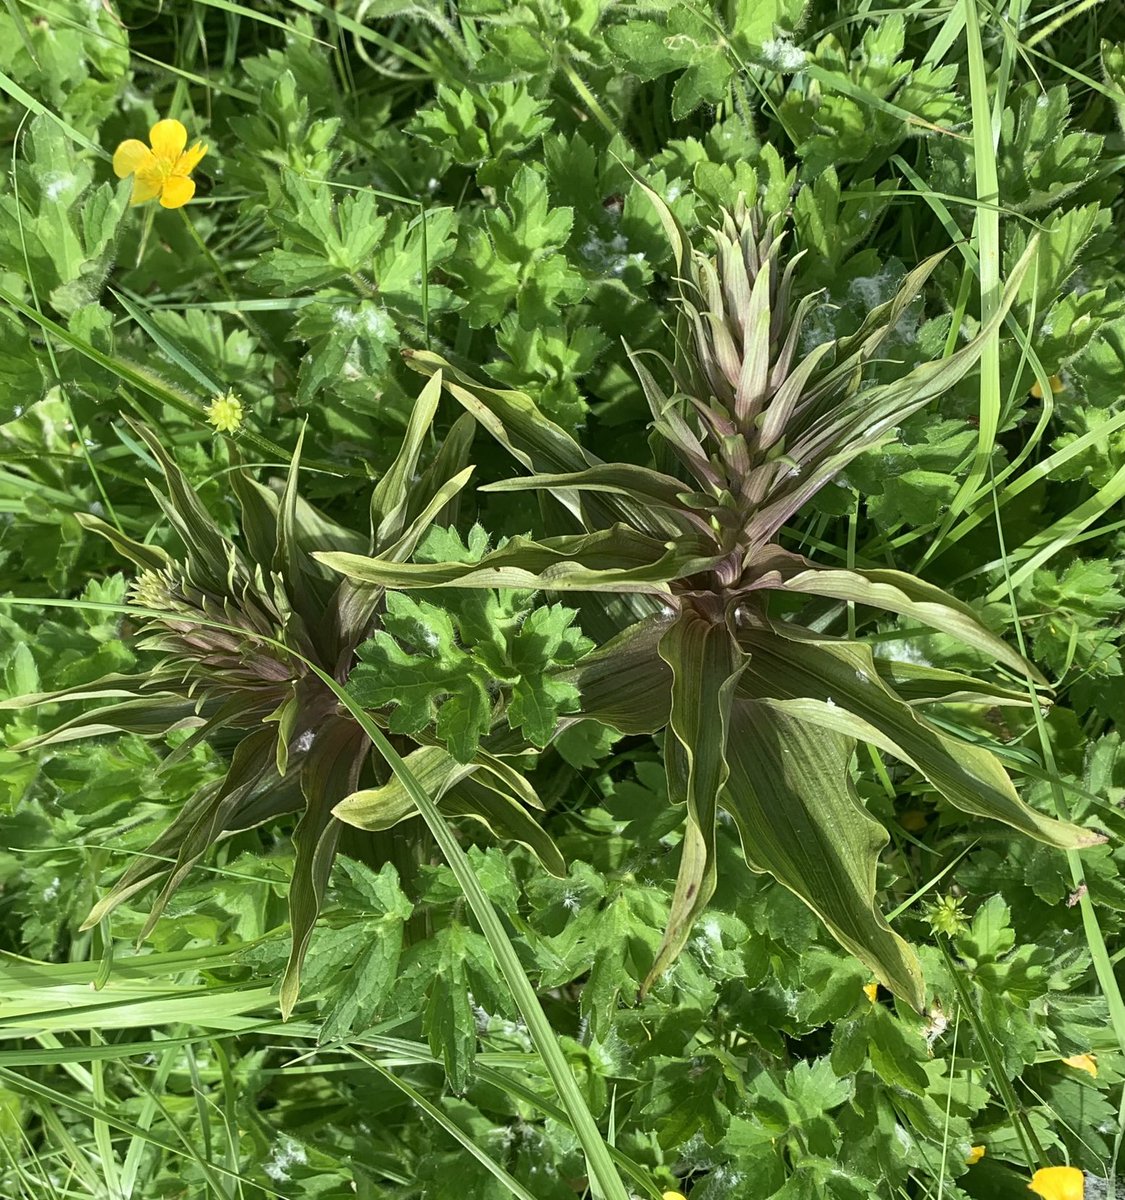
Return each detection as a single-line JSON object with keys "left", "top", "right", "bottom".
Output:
{"left": 721, "top": 699, "right": 925, "bottom": 1008}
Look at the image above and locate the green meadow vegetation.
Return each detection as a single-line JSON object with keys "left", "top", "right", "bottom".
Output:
{"left": 0, "top": 1, "right": 1124, "bottom": 1197}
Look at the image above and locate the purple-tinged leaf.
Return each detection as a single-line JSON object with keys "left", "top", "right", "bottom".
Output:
{"left": 282, "top": 718, "right": 370, "bottom": 1017}
{"left": 643, "top": 609, "right": 745, "bottom": 992}
{"left": 371, "top": 371, "right": 445, "bottom": 546}
{"left": 560, "top": 614, "right": 673, "bottom": 735}
{"left": 743, "top": 546, "right": 1040, "bottom": 681}
{"left": 481, "top": 464, "right": 716, "bottom": 539}
{"left": 733, "top": 258, "right": 773, "bottom": 426}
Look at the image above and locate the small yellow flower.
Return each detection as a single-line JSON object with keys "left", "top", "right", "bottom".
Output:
{"left": 206, "top": 391, "right": 244, "bottom": 434}
{"left": 662, "top": 1193, "right": 688, "bottom": 1200}
{"left": 1028, "top": 1166, "right": 1085, "bottom": 1200}
{"left": 863, "top": 981, "right": 879, "bottom": 1003}
{"left": 1029, "top": 374, "right": 1065, "bottom": 400}
{"left": 1061, "top": 1053, "right": 1097, "bottom": 1078}
{"left": 113, "top": 119, "right": 207, "bottom": 209}
{"left": 966, "top": 1145, "right": 986, "bottom": 1165}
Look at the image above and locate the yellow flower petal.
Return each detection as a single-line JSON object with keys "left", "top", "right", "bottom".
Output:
{"left": 130, "top": 168, "right": 164, "bottom": 206}
{"left": 159, "top": 174, "right": 196, "bottom": 209}
{"left": 1029, "top": 374, "right": 1065, "bottom": 399}
{"left": 149, "top": 118, "right": 188, "bottom": 163}
{"left": 1061, "top": 1053, "right": 1097, "bottom": 1078}
{"left": 863, "top": 982, "right": 879, "bottom": 1004}
{"left": 174, "top": 141, "right": 208, "bottom": 176}
{"left": 967, "top": 1145, "right": 985, "bottom": 1165}
{"left": 662, "top": 1193, "right": 688, "bottom": 1200}
{"left": 113, "top": 139, "right": 156, "bottom": 179}
{"left": 1028, "top": 1166, "right": 1085, "bottom": 1200}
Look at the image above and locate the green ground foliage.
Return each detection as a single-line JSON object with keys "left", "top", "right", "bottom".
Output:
{"left": 1, "top": 1, "right": 1124, "bottom": 1197}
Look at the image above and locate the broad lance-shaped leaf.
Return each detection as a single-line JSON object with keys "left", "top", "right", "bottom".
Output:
{"left": 721, "top": 700, "right": 925, "bottom": 1009}
{"left": 870, "top": 656, "right": 1035, "bottom": 707}
{"left": 745, "top": 546, "right": 1043, "bottom": 682}
{"left": 759, "top": 251, "right": 948, "bottom": 445}
{"left": 737, "top": 629, "right": 1099, "bottom": 850}
{"left": 127, "top": 420, "right": 233, "bottom": 597}
{"left": 317, "top": 526, "right": 722, "bottom": 594}
{"left": 272, "top": 424, "right": 344, "bottom": 664}
{"left": 275, "top": 422, "right": 310, "bottom": 617}
{"left": 750, "top": 624, "right": 1036, "bottom": 707}
{"left": 370, "top": 370, "right": 445, "bottom": 547}
{"left": 281, "top": 717, "right": 369, "bottom": 1019}
{"left": 0, "top": 673, "right": 163, "bottom": 713}
{"left": 742, "top": 236, "right": 1038, "bottom": 550}
{"left": 333, "top": 746, "right": 565, "bottom": 877}
{"left": 626, "top": 346, "right": 715, "bottom": 488}
{"left": 283, "top": 803, "right": 341, "bottom": 1018}
{"left": 405, "top": 349, "right": 594, "bottom": 478}
{"left": 481, "top": 464, "right": 711, "bottom": 540}
{"left": 626, "top": 169, "right": 689, "bottom": 284}
{"left": 643, "top": 609, "right": 745, "bottom": 993}
{"left": 380, "top": 468, "right": 475, "bottom": 566}
{"left": 229, "top": 462, "right": 284, "bottom": 577}
{"left": 336, "top": 745, "right": 545, "bottom": 824}
{"left": 14, "top": 696, "right": 209, "bottom": 747}
{"left": 335, "top": 744, "right": 477, "bottom": 831}
{"left": 73, "top": 512, "right": 171, "bottom": 573}
{"left": 441, "top": 776, "right": 566, "bottom": 878}
{"left": 405, "top": 348, "right": 663, "bottom": 535}
{"left": 558, "top": 614, "right": 673, "bottom": 736}
{"left": 412, "top": 409, "right": 477, "bottom": 534}
{"left": 82, "top": 728, "right": 296, "bottom": 932}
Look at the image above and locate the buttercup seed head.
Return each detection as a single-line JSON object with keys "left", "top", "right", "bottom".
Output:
{"left": 206, "top": 391, "right": 244, "bottom": 434}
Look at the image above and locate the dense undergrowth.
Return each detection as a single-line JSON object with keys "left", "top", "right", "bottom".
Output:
{"left": 1, "top": 1, "right": 1125, "bottom": 1197}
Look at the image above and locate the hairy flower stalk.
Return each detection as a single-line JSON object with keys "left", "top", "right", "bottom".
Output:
{"left": 324, "top": 184, "right": 1102, "bottom": 1009}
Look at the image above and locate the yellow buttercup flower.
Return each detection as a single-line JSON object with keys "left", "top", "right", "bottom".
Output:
{"left": 1061, "top": 1053, "right": 1097, "bottom": 1078}
{"left": 206, "top": 391, "right": 244, "bottom": 434}
{"left": 113, "top": 119, "right": 207, "bottom": 209}
{"left": 966, "top": 1145, "right": 985, "bottom": 1165}
{"left": 1029, "top": 373, "right": 1065, "bottom": 400}
{"left": 1028, "top": 1166, "right": 1084, "bottom": 1200}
